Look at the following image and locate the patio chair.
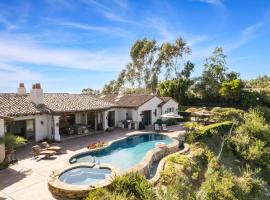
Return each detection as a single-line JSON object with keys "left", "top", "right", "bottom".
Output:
{"left": 41, "top": 141, "right": 62, "bottom": 153}
{"left": 32, "top": 145, "right": 56, "bottom": 159}
{"left": 154, "top": 124, "right": 160, "bottom": 132}
{"left": 162, "top": 124, "right": 169, "bottom": 132}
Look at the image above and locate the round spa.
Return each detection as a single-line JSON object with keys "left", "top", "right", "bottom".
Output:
{"left": 59, "top": 166, "right": 112, "bottom": 186}
{"left": 48, "top": 164, "right": 117, "bottom": 199}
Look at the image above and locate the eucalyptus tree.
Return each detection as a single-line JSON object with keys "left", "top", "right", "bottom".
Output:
{"left": 159, "top": 37, "right": 191, "bottom": 79}
{"left": 101, "top": 37, "right": 193, "bottom": 94}
{"left": 127, "top": 38, "right": 161, "bottom": 93}
{"left": 195, "top": 47, "right": 239, "bottom": 102}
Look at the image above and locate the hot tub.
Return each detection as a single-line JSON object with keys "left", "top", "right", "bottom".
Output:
{"left": 59, "top": 166, "right": 112, "bottom": 186}
{"left": 48, "top": 164, "right": 117, "bottom": 199}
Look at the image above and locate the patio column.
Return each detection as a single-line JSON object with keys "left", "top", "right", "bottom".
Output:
{"left": 0, "top": 119, "right": 5, "bottom": 163}
{"left": 94, "top": 111, "right": 98, "bottom": 130}
{"left": 53, "top": 116, "right": 61, "bottom": 142}
{"left": 85, "top": 112, "right": 88, "bottom": 126}
{"left": 103, "top": 110, "right": 108, "bottom": 130}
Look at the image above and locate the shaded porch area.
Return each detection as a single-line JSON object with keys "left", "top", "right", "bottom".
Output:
{"left": 58, "top": 111, "right": 104, "bottom": 139}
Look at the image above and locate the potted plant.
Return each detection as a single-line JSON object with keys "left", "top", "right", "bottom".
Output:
{"left": 4, "top": 133, "right": 27, "bottom": 163}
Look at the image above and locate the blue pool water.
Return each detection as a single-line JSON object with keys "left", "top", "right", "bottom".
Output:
{"left": 70, "top": 134, "right": 173, "bottom": 170}
{"left": 59, "top": 167, "right": 111, "bottom": 185}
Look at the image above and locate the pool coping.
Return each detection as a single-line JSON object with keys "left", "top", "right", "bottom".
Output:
{"left": 48, "top": 163, "right": 119, "bottom": 199}
{"left": 67, "top": 132, "right": 179, "bottom": 176}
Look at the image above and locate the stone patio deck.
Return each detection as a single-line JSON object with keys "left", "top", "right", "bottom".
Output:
{"left": 0, "top": 125, "right": 185, "bottom": 200}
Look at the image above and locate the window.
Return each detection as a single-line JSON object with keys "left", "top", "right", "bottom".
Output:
{"left": 167, "top": 107, "right": 174, "bottom": 113}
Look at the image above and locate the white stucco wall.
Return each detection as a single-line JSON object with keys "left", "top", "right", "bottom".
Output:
{"left": 117, "top": 108, "right": 137, "bottom": 122}
{"left": 137, "top": 96, "right": 163, "bottom": 125}
{"left": 161, "top": 99, "right": 179, "bottom": 115}
{"left": 0, "top": 119, "right": 5, "bottom": 163}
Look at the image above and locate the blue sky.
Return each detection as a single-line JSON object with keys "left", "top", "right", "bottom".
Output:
{"left": 0, "top": 0, "right": 269, "bottom": 93}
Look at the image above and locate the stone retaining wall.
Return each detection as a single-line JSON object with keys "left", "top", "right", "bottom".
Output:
{"left": 126, "top": 139, "right": 180, "bottom": 177}
{"left": 149, "top": 143, "right": 190, "bottom": 185}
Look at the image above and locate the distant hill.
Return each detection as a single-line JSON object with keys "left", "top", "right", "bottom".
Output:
{"left": 245, "top": 75, "right": 270, "bottom": 94}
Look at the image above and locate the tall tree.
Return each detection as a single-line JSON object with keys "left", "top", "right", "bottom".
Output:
{"left": 195, "top": 47, "right": 239, "bottom": 102}
{"left": 128, "top": 38, "right": 161, "bottom": 93}
{"left": 101, "top": 37, "right": 192, "bottom": 94}
{"left": 82, "top": 88, "right": 100, "bottom": 95}
{"left": 159, "top": 37, "right": 191, "bottom": 79}
{"left": 157, "top": 62, "right": 195, "bottom": 104}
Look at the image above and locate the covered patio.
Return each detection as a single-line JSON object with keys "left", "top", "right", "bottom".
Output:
{"left": 53, "top": 108, "right": 117, "bottom": 141}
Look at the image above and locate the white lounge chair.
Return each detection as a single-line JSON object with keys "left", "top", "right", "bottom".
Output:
{"left": 154, "top": 124, "right": 160, "bottom": 132}
{"left": 162, "top": 124, "right": 169, "bottom": 132}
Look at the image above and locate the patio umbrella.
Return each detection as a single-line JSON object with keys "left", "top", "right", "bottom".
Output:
{"left": 161, "top": 112, "right": 183, "bottom": 119}
{"left": 194, "top": 109, "right": 214, "bottom": 117}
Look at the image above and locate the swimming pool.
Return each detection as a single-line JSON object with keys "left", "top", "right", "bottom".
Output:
{"left": 59, "top": 166, "right": 112, "bottom": 186}
{"left": 70, "top": 133, "right": 173, "bottom": 170}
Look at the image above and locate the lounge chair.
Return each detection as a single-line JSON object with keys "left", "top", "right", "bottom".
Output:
{"left": 32, "top": 145, "right": 56, "bottom": 159}
{"left": 162, "top": 124, "right": 169, "bottom": 132}
{"left": 154, "top": 124, "right": 160, "bottom": 132}
{"left": 41, "top": 141, "right": 62, "bottom": 153}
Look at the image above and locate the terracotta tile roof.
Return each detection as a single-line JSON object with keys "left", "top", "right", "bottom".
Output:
{"left": 159, "top": 97, "right": 174, "bottom": 106}
{"left": 0, "top": 92, "right": 176, "bottom": 117}
{"left": 98, "top": 94, "right": 157, "bottom": 108}
{"left": 43, "top": 93, "right": 115, "bottom": 113}
{"left": 0, "top": 94, "right": 47, "bottom": 116}
{"left": 0, "top": 93, "right": 116, "bottom": 117}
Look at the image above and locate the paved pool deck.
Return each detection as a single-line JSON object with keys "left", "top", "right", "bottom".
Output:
{"left": 0, "top": 125, "right": 185, "bottom": 200}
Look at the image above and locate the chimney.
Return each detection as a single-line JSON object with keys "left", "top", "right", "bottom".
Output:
{"left": 30, "top": 83, "right": 44, "bottom": 105}
{"left": 17, "top": 83, "right": 26, "bottom": 96}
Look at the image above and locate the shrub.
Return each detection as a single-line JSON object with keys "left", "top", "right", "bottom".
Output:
{"left": 235, "top": 167, "right": 265, "bottom": 199}
{"left": 85, "top": 188, "right": 130, "bottom": 200}
{"left": 158, "top": 175, "right": 196, "bottom": 200}
{"left": 111, "top": 172, "right": 155, "bottom": 200}
{"left": 184, "top": 121, "right": 232, "bottom": 142}
{"left": 211, "top": 107, "right": 244, "bottom": 123}
{"left": 178, "top": 111, "right": 191, "bottom": 122}
{"left": 155, "top": 119, "right": 163, "bottom": 126}
{"left": 229, "top": 109, "right": 270, "bottom": 167}
{"left": 197, "top": 165, "right": 237, "bottom": 200}
{"left": 165, "top": 118, "right": 177, "bottom": 126}
{"left": 4, "top": 133, "right": 27, "bottom": 152}
{"left": 105, "top": 127, "right": 113, "bottom": 132}
{"left": 256, "top": 105, "right": 270, "bottom": 122}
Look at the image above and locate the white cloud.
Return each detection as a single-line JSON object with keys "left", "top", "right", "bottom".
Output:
{"left": 197, "top": 0, "right": 223, "bottom": 7}
{"left": 47, "top": 18, "right": 134, "bottom": 38}
{"left": 225, "top": 17, "right": 270, "bottom": 51}
{"left": 0, "top": 36, "right": 129, "bottom": 72}
{"left": 81, "top": 0, "right": 138, "bottom": 25}
{"left": 0, "top": 63, "right": 42, "bottom": 88}
{"left": 112, "top": 0, "right": 128, "bottom": 10}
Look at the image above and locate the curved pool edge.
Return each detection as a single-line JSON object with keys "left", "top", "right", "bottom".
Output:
{"left": 48, "top": 163, "right": 119, "bottom": 199}
{"left": 123, "top": 137, "right": 180, "bottom": 176}
{"left": 67, "top": 132, "right": 175, "bottom": 165}
{"left": 149, "top": 143, "right": 190, "bottom": 185}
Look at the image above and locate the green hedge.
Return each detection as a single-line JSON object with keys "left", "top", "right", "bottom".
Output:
{"left": 155, "top": 119, "right": 177, "bottom": 126}
{"left": 177, "top": 111, "right": 191, "bottom": 122}
{"left": 184, "top": 121, "right": 233, "bottom": 142}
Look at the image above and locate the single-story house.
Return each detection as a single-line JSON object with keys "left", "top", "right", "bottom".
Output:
{"left": 0, "top": 83, "right": 178, "bottom": 162}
